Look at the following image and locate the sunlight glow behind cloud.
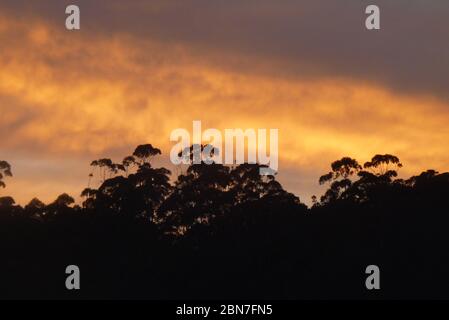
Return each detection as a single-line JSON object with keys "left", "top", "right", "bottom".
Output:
{"left": 0, "top": 8, "right": 449, "bottom": 205}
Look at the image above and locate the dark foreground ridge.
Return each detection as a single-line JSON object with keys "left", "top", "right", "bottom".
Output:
{"left": 1, "top": 145, "right": 449, "bottom": 299}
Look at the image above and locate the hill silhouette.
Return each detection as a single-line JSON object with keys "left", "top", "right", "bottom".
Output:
{"left": 1, "top": 144, "right": 449, "bottom": 299}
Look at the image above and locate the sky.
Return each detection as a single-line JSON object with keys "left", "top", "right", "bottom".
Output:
{"left": 1, "top": 0, "right": 449, "bottom": 206}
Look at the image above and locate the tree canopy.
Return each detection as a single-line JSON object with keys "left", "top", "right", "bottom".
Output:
{"left": 1, "top": 146, "right": 449, "bottom": 299}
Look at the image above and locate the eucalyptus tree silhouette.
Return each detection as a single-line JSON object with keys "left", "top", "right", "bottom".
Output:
{"left": 0, "top": 196, "right": 20, "bottom": 218}
{"left": 41, "top": 193, "right": 76, "bottom": 221}
{"left": 133, "top": 144, "right": 161, "bottom": 165}
{"left": 158, "top": 162, "right": 232, "bottom": 234}
{"left": 24, "top": 197, "right": 46, "bottom": 219}
{"left": 157, "top": 144, "right": 230, "bottom": 234}
{"left": 318, "top": 157, "right": 362, "bottom": 204}
{"left": 158, "top": 145, "right": 301, "bottom": 235}
{"left": 53, "top": 193, "right": 75, "bottom": 207}
{"left": 317, "top": 154, "right": 405, "bottom": 204}
{"left": 82, "top": 144, "right": 171, "bottom": 220}
{"left": 229, "top": 163, "right": 293, "bottom": 204}
{"left": 3, "top": 145, "right": 449, "bottom": 299}
{"left": 405, "top": 169, "right": 449, "bottom": 206}
{"left": 0, "top": 196, "right": 15, "bottom": 208}
{"left": 0, "top": 160, "right": 12, "bottom": 189}
{"left": 406, "top": 169, "right": 440, "bottom": 187}
{"left": 177, "top": 144, "right": 216, "bottom": 163}
{"left": 319, "top": 157, "right": 362, "bottom": 184}
{"left": 122, "top": 155, "right": 136, "bottom": 177}
{"left": 90, "top": 158, "right": 115, "bottom": 182}
{"left": 363, "top": 154, "right": 402, "bottom": 176}
{"left": 348, "top": 154, "right": 404, "bottom": 202}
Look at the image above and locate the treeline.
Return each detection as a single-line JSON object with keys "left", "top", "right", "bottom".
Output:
{"left": 1, "top": 145, "right": 449, "bottom": 299}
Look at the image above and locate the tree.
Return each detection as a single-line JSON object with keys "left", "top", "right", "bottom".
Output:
{"left": 229, "top": 163, "right": 291, "bottom": 204}
{"left": 0, "top": 196, "right": 20, "bottom": 217}
{"left": 90, "top": 158, "right": 114, "bottom": 182}
{"left": 319, "top": 157, "right": 362, "bottom": 184}
{"left": 158, "top": 161, "right": 231, "bottom": 234}
{"left": 53, "top": 193, "right": 75, "bottom": 207}
{"left": 122, "top": 156, "right": 136, "bottom": 177}
{"left": 318, "top": 154, "right": 404, "bottom": 204}
{"left": 40, "top": 193, "right": 73, "bottom": 218}
{"left": 363, "top": 154, "right": 402, "bottom": 176}
{"left": 133, "top": 144, "right": 161, "bottom": 165}
{"left": 177, "top": 144, "right": 217, "bottom": 164}
{"left": 349, "top": 154, "right": 404, "bottom": 202}
{"left": 84, "top": 144, "right": 171, "bottom": 220}
{"left": 318, "top": 157, "right": 362, "bottom": 204}
{"left": 0, "top": 196, "right": 15, "bottom": 207}
{"left": 0, "top": 160, "right": 12, "bottom": 189}
{"left": 90, "top": 158, "right": 125, "bottom": 183}
{"left": 24, "top": 198, "right": 46, "bottom": 219}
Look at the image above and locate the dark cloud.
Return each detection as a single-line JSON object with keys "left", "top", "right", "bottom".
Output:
{"left": 2, "top": 0, "right": 448, "bottom": 99}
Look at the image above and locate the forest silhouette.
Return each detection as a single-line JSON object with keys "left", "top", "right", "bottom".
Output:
{"left": 1, "top": 144, "right": 449, "bottom": 299}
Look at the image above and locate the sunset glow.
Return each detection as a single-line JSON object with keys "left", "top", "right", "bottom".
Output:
{"left": 1, "top": 1, "right": 449, "bottom": 205}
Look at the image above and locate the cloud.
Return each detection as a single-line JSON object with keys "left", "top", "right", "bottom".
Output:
{"left": 1, "top": 0, "right": 448, "bottom": 99}
{"left": 0, "top": 5, "right": 448, "bottom": 205}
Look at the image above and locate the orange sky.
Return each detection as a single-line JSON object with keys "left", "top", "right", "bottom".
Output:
{"left": 1, "top": 1, "right": 449, "bottom": 205}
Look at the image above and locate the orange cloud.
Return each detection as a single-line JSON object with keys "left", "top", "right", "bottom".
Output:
{"left": 1, "top": 14, "right": 449, "bottom": 205}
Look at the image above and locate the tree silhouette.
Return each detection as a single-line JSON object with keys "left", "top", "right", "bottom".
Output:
{"left": 0, "top": 160, "right": 12, "bottom": 189}
{"left": 158, "top": 161, "right": 232, "bottom": 234}
{"left": 83, "top": 145, "right": 171, "bottom": 221}
{"left": 122, "top": 156, "right": 136, "bottom": 177}
{"left": 363, "top": 154, "right": 402, "bottom": 176}
{"left": 318, "top": 157, "right": 362, "bottom": 204}
{"left": 24, "top": 197, "right": 46, "bottom": 219}
{"left": 1, "top": 146, "right": 449, "bottom": 299}
{"left": 317, "top": 154, "right": 406, "bottom": 205}
{"left": 133, "top": 144, "right": 161, "bottom": 165}
{"left": 90, "top": 158, "right": 115, "bottom": 182}
{"left": 0, "top": 196, "right": 15, "bottom": 207}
